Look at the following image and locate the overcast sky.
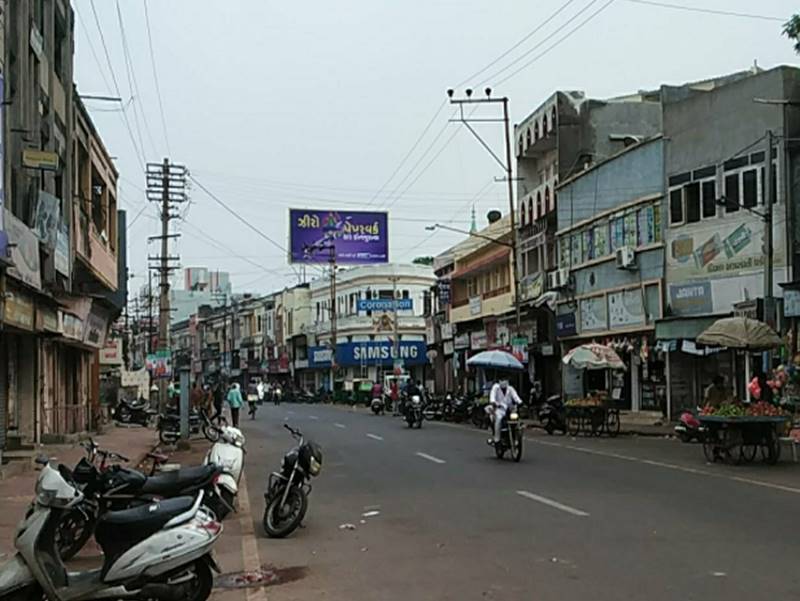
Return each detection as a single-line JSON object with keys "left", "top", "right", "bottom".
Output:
{"left": 72, "top": 0, "right": 798, "bottom": 295}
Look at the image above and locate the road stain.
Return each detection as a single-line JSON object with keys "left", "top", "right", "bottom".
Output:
{"left": 215, "top": 565, "right": 309, "bottom": 590}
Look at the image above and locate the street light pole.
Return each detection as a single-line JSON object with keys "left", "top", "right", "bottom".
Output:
{"left": 447, "top": 88, "right": 522, "bottom": 333}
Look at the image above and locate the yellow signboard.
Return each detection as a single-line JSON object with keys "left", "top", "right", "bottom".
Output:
{"left": 22, "top": 149, "right": 59, "bottom": 171}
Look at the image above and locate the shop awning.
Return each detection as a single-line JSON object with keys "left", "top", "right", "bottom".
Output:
{"left": 654, "top": 315, "right": 728, "bottom": 341}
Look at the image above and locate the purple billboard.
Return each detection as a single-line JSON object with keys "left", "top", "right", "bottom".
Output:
{"left": 288, "top": 209, "right": 389, "bottom": 264}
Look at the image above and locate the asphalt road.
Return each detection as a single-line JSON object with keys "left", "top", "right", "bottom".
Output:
{"left": 236, "top": 403, "right": 800, "bottom": 601}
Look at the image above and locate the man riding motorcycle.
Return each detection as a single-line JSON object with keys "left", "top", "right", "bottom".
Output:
{"left": 487, "top": 379, "right": 523, "bottom": 446}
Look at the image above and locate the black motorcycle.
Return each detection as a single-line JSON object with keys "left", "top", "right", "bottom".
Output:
{"left": 404, "top": 395, "right": 424, "bottom": 428}
{"left": 263, "top": 424, "right": 323, "bottom": 538}
{"left": 55, "top": 440, "right": 224, "bottom": 560}
{"left": 538, "top": 394, "right": 567, "bottom": 435}
{"left": 492, "top": 407, "right": 524, "bottom": 462}
{"left": 114, "top": 396, "right": 153, "bottom": 426}
{"left": 158, "top": 407, "right": 216, "bottom": 444}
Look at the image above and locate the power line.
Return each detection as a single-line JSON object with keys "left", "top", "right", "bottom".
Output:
{"left": 625, "top": 0, "right": 786, "bottom": 22}
{"left": 189, "top": 175, "right": 301, "bottom": 280}
{"left": 75, "top": 8, "right": 114, "bottom": 94}
{"left": 116, "top": 0, "right": 159, "bottom": 159}
{"left": 366, "top": 99, "right": 448, "bottom": 206}
{"left": 479, "top": 0, "right": 607, "bottom": 87}
{"left": 88, "top": 0, "right": 146, "bottom": 171}
{"left": 143, "top": 0, "right": 173, "bottom": 155}
{"left": 456, "top": 0, "right": 579, "bottom": 87}
{"left": 494, "top": 0, "right": 617, "bottom": 86}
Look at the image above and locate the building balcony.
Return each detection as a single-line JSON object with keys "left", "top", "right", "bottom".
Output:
{"left": 450, "top": 288, "right": 513, "bottom": 324}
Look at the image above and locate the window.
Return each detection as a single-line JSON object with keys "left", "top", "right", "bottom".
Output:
{"left": 724, "top": 173, "right": 740, "bottom": 213}
{"left": 582, "top": 229, "right": 594, "bottom": 262}
{"left": 624, "top": 212, "right": 637, "bottom": 247}
{"left": 593, "top": 222, "right": 609, "bottom": 258}
{"left": 653, "top": 204, "right": 662, "bottom": 243}
{"left": 669, "top": 188, "right": 683, "bottom": 224}
{"left": 559, "top": 237, "right": 569, "bottom": 268}
{"left": 760, "top": 163, "right": 778, "bottom": 204}
{"left": 701, "top": 180, "right": 717, "bottom": 218}
{"left": 467, "top": 278, "right": 477, "bottom": 297}
{"left": 611, "top": 215, "right": 625, "bottom": 251}
{"left": 742, "top": 169, "right": 758, "bottom": 208}
{"left": 685, "top": 182, "right": 700, "bottom": 223}
{"left": 570, "top": 233, "right": 582, "bottom": 267}
{"left": 637, "top": 206, "right": 655, "bottom": 246}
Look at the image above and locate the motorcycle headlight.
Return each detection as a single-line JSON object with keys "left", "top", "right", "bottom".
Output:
{"left": 309, "top": 456, "right": 322, "bottom": 476}
{"left": 510, "top": 412, "right": 519, "bottom": 421}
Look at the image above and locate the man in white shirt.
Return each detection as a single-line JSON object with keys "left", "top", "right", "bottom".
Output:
{"left": 488, "top": 379, "right": 522, "bottom": 445}
{"left": 256, "top": 379, "right": 265, "bottom": 405}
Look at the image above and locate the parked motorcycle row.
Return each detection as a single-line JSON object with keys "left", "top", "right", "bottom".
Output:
{"left": 0, "top": 421, "right": 245, "bottom": 601}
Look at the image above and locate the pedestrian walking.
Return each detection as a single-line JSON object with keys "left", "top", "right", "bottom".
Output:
{"left": 390, "top": 379, "right": 399, "bottom": 415}
{"left": 246, "top": 379, "right": 259, "bottom": 419}
{"left": 210, "top": 382, "right": 225, "bottom": 424}
{"left": 227, "top": 382, "right": 244, "bottom": 428}
{"left": 190, "top": 381, "right": 205, "bottom": 411}
{"left": 257, "top": 379, "right": 265, "bottom": 405}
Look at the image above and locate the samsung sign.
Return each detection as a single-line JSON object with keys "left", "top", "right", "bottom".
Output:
{"left": 357, "top": 298, "right": 413, "bottom": 312}
{"left": 308, "top": 341, "right": 427, "bottom": 368}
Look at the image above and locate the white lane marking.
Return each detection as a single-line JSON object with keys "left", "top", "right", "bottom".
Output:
{"left": 366, "top": 433, "right": 383, "bottom": 441}
{"left": 529, "top": 438, "right": 800, "bottom": 495}
{"left": 287, "top": 410, "right": 296, "bottom": 415}
{"left": 309, "top": 415, "right": 319, "bottom": 420}
{"left": 334, "top": 423, "right": 347, "bottom": 429}
{"left": 237, "top": 474, "right": 267, "bottom": 601}
{"left": 516, "top": 490, "right": 589, "bottom": 517}
{"left": 415, "top": 452, "right": 446, "bottom": 464}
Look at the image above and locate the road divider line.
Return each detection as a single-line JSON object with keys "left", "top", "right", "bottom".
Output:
{"left": 415, "top": 452, "right": 446, "bottom": 464}
{"left": 366, "top": 433, "right": 384, "bottom": 441}
{"left": 516, "top": 490, "right": 589, "bottom": 517}
{"left": 309, "top": 415, "right": 319, "bottom": 420}
{"left": 334, "top": 423, "right": 347, "bottom": 429}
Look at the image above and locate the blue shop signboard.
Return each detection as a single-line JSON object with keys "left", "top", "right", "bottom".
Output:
{"left": 308, "top": 341, "right": 427, "bottom": 368}
{"left": 555, "top": 313, "right": 577, "bottom": 338}
{"left": 356, "top": 298, "right": 413, "bottom": 312}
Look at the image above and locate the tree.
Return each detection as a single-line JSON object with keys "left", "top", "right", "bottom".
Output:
{"left": 784, "top": 15, "right": 800, "bottom": 54}
{"left": 412, "top": 256, "right": 434, "bottom": 266}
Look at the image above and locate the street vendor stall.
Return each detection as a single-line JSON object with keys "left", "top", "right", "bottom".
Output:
{"left": 696, "top": 317, "right": 790, "bottom": 464}
{"left": 562, "top": 343, "right": 625, "bottom": 437}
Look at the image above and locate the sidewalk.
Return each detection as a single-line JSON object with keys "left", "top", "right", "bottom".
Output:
{"left": 0, "top": 424, "right": 158, "bottom": 559}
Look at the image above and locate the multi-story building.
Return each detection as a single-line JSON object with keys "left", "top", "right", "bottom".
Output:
{"left": 1, "top": 1, "right": 124, "bottom": 454}
{"left": 306, "top": 264, "right": 435, "bottom": 391}
{"left": 656, "top": 65, "right": 800, "bottom": 416}
{"left": 555, "top": 136, "right": 666, "bottom": 412}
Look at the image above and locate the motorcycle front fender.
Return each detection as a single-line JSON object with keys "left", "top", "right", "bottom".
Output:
{"left": 0, "top": 554, "right": 36, "bottom": 597}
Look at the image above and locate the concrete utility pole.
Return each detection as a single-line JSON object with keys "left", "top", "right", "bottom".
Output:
{"left": 329, "top": 245, "right": 337, "bottom": 391}
{"left": 147, "top": 159, "right": 188, "bottom": 411}
{"left": 764, "top": 129, "right": 775, "bottom": 369}
{"left": 390, "top": 274, "right": 401, "bottom": 372}
{"left": 447, "top": 88, "right": 522, "bottom": 333}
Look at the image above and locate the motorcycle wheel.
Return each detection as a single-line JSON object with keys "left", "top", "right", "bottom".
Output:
{"left": 512, "top": 432, "right": 524, "bottom": 463}
{"left": 55, "top": 505, "right": 95, "bottom": 560}
{"left": 677, "top": 431, "right": 692, "bottom": 443}
{"left": 263, "top": 486, "right": 307, "bottom": 538}
{"left": 202, "top": 422, "right": 220, "bottom": 443}
{"left": 544, "top": 421, "right": 555, "bottom": 435}
{"left": 159, "top": 428, "right": 179, "bottom": 445}
{"left": 494, "top": 444, "right": 506, "bottom": 459}
{"left": 117, "top": 405, "right": 131, "bottom": 423}
{"left": 183, "top": 559, "right": 214, "bottom": 601}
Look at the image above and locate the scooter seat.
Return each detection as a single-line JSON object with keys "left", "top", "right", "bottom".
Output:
{"left": 139, "top": 464, "right": 219, "bottom": 496}
{"left": 95, "top": 496, "right": 196, "bottom": 574}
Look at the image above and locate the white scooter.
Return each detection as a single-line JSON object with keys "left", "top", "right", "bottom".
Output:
{"left": 204, "top": 425, "right": 245, "bottom": 519}
{"left": 0, "top": 459, "right": 222, "bottom": 601}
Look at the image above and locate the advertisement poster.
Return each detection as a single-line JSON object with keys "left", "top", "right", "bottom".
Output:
{"left": 608, "top": 288, "right": 645, "bottom": 328}
{"left": 288, "top": 209, "right": 388, "bottom": 264}
{"left": 5, "top": 209, "right": 42, "bottom": 290}
{"left": 55, "top": 221, "right": 70, "bottom": 276}
{"left": 0, "top": 75, "right": 4, "bottom": 233}
{"left": 580, "top": 296, "right": 607, "bottom": 332}
{"left": 146, "top": 350, "right": 172, "bottom": 379}
{"left": 34, "top": 191, "right": 61, "bottom": 248}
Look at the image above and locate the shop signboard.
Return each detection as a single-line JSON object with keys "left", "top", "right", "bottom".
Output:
{"left": 5, "top": 208, "right": 42, "bottom": 291}
{"left": 785, "top": 289, "right": 800, "bottom": 317}
{"left": 733, "top": 299, "right": 762, "bottom": 321}
{"left": 60, "top": 312, "right": 84, "bottom": 340}
{"left": 608, "top": 288, "right": 645, "bottom": 328}
{"left": 519, "top": 272, "right": 543, "bottom": 302}
{"left": 470, "top": 330, "right": 488, "bottom": 350}
{"left": 22, "top": 149, "right": 59, "bottom": 171}
{"left": 440, "top": 322, "right": 453, "bottom": 340}
{"left": 288, "top": 209, "right": 388, "bottom": 264}
{"left": 4, "top": 287, "right": 34, "bottom": 330}
{"left": 443, "top": 340, "right": 454, "bottom": 356}
{"left": 511, "top": 336, "right": 528, "bottom": 363}
{"left": 540, "top": 343, "right": 555, "bottom": 356}
{"left": 307, "top": 341, "right": 427, "bottom": 367}
{"left": 357, "top": 298, "right": 413, "bottom": 312}
{"left": 121, "top": 368, "right": 150, "bottom": 398}
{"left": 146, "top": 350, "right": 172, "bottom": 379}
{"left": 555, "top": 313, "right": 577, "bottom": 338}
{"left": 469, "top": 296, "right": 482, "bottom": 316}
{"left": 35, "top": 304, "right": 59, "bottom": 333}
{"left": 309, "top": 347, "right": 333, "bottom": 368}
{"left": 454, "top": 333, "right": 470, "bottom": 349}
{"left": 100, "top": 339, "right": 124, "bottom": 366}
{"left": 84, "top": 305, "right": 109, "bottom": 349}
{"left": 437, "top": 279, "right": 451, "bottom": 305}
{"left": 33, "top": 191, "right": 60, "bottom": 248}
{"left": 669, "top": 281, "right": 712, "bottom": 316}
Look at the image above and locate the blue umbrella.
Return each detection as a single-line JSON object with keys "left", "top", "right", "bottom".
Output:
{"left": 466, "top": 350, "right": 524, "bottom": 371}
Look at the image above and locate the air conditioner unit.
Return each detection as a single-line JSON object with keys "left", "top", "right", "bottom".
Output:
{"left": 616, "top": 246, "right": 636, "bottom": 269}
{"left": 547, "top": 268, "right": 569, "bottom": 290}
